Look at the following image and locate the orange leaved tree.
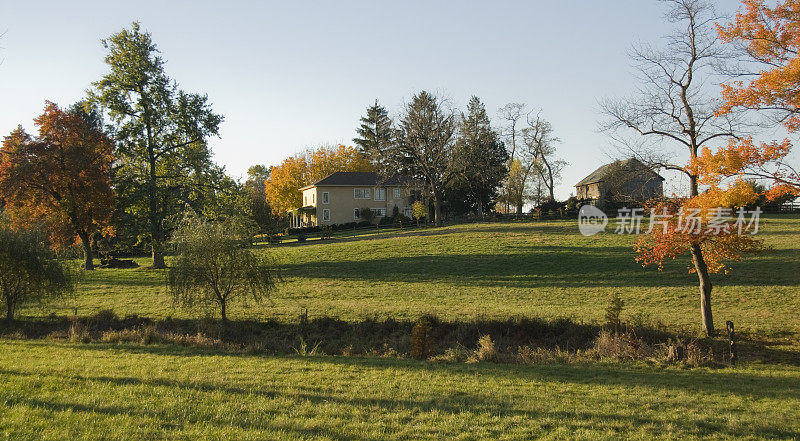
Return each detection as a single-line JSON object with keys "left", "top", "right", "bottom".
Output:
{"left": 0, "top": 102, "right": 115, "bottom": 270}
{"left": 264, "top": 145, "right": 374, "bottom": 215}
{"left": 601, "top": 0, "right": 768, "bottom": 335}
{"left": 708, "top": 0, "right": 800, "bottom": 198}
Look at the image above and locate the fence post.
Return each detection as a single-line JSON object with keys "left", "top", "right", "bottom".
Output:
{"left": 726, "top": 320, "right": 737, "bottom": 365}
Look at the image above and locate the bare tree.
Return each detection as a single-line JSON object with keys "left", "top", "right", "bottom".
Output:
{"left": 600, "top": 0, "right": 741, "bottom": 335}
{"left": 498, "top": 103, "right": 527, "bottom": 212}
{"left": 523, "top": 113, "right": 566, "bottom": 203}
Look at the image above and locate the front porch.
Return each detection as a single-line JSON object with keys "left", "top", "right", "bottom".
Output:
{"left": 287, "top": 206, "right": 317, "bottom": 228}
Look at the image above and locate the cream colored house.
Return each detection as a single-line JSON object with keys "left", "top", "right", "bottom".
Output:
{"left": 289, "top": 172, "right": 421, "bottom": 228}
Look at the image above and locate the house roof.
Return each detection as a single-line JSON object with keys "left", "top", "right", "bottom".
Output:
{"left": 299, "top": 172, "right": 408, "bottom": 190}
{"left": 574, "top": 158, "right": 664, "bottom": 187}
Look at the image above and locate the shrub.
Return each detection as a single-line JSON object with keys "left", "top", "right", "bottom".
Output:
{"left": 591, "top": 329, "right": 654, "bottom": 360}
{"left": 359, "top": 207, "right": 375, "bottom": 224}
{"left": 468, "top": 334, "right": 497, "bottom": 362}
{"left": 604, "top": 294, "right": 625, "bottom": 331}
{"left": 410, "top": 318, "right": 433, "bottom": 359}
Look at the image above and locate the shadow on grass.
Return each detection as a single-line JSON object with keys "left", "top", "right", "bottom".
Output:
{"left": 2, "top": 353, "right": 799, "bottom": 440}
{"left": 280, "top": 245, "right": 800, "bottom": 288}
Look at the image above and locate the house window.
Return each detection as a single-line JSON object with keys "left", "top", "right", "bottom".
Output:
{"left": 354, "top": 188, "right": 370, "bottom": 199}
{"left": 372, "top": 208, "right": 387, "bottom": 217}
{"left": 322, "top": 209, "right": 330, "bottom": 222}
{"left": 374, "top": 188, "right": 386, "bottom": 201}
{"left": 322, "top": 192, "right": 329, "bottom": 204}
{"left": 353, "top": 208, "right": 360, "bottom": 220}
{"left": 393, "top": 188, "right": 400, "bottom": 199}
{"left": 404, "top": 208, "right": 412, "bottom": 218}
{"left": 312, "top": 193, "right": 315, "bottom": 204}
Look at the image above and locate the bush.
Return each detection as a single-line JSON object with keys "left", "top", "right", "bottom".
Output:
{"left": 410, "top": 318, "right": 433, "bottom": 359}
{"left": 604, "top": 294, "right": 625, "bottom": 331}
{"left": 468, "top": 334, "right": 497, "bottom": 362}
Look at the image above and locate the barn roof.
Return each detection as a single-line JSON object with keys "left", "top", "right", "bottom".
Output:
{"left": 574, "top": 158, "right": 663, "bottom": 187}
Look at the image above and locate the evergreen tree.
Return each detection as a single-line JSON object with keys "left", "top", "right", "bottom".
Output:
{"left": 353, "top": 100, "right": 394, "bottom": 175}
{"left": 449, "top": 96, "right": 508, "bottom": 216}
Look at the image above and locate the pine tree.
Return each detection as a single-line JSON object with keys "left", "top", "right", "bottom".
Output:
{"left": 449, "top": 96, "right": 508, "bottom": 216}
{"left": 353, "top": 100, "right": 394, "bottom": 174}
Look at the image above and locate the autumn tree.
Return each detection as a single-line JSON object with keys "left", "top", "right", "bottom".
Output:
{"left": 703, "top": 0, "right": 800, "bottom": 198}
{"left": 353, "top": 100, "right": 395, "bottom": 175}
{"left": 0, "top": 102, "right": 115, "bottom": 270}
{"left": 264, "top": 145, "right": 374, "bottom": 215}
{"left": 601, "top": 0, "right": 755, "bottom": 336}
{"left": 396, "top": 91, "right": 456, "bottom": 226}
{"left": 90, "top": 22, "right": 223, "bottom": 268}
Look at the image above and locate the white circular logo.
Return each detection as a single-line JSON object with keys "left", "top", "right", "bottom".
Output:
{"left": 578, "top": 205, "right": 608, "bottom": 236}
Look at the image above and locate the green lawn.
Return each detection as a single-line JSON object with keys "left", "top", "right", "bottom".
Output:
{"left": 31, "top": 215, "right": 800, "bottom": 338}
{"left": 3, "top": 216, "right": 800, "bottom": 439}
{"left": 1, "top": 339, "right": 799, "bottom": 440}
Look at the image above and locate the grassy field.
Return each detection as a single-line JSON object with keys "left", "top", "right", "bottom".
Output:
{"left": 3, "top": 216, "right": 799, "bottom": 439}
{"left": 1, "top": 339, "right": 799, "bottom": 440}
{"left": 28, "top": 215, "right": 800, "bottom": 337}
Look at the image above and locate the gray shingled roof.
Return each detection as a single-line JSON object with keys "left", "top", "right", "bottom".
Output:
{"left": 574, "top": 158, "right": 663, "bottom": 187}
{"left": 300, "top": 172, "right": 407, "bottom": 190}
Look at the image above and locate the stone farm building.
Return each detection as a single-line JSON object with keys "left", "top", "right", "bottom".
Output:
{"left": 574, "top": 158, "right": 664, "bottom": 209}
{"left": 288, "top": 172, "right": 422, "bottom": 228}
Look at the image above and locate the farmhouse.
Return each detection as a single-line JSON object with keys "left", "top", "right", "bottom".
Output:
{"left": 288, "top": 172, "right": 422, "bottom": 228}
{"left": 574, "top": 158, "right": 664, "bottom": 209}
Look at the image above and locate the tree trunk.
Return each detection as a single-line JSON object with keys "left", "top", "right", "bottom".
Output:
{"left": 433, "top": 196, "right": 442, "bottom": 227}
{"left": 78, "top": 231, "right": 94, "bottom": 270}
{"left": 516, "top": 203, "right": 523, "bottom": 214}
{"left": 220, "top": 300, "right": 227, "bottom": 322}
{"left": 6, "top": 300, "right": 13, "bottom": 321}
{"left": 691, "top": 243, "right": 714, "bottom": 336}
{"left": 476, "top": 199, "right": 484, "bottom": 218}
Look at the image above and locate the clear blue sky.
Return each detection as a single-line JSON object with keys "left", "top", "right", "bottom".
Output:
{"left": 0, "top": 0, "right": 743, "bottom": 199}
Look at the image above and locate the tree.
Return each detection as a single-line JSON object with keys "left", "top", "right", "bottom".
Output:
{"left": 503, "top": 158, "right": 532, "bottom": 212}
{"left": 396, "top": 91, "right": 455, "bottom": 227}
{"left": 601, "top": 0, "right": 754, "bottom": 336}
{"left": 168, "top": 213, "right": 278, "bottom": 322}
{"left": 522, "top": 114, "right": 566, "bottom": 203}
{"left": 264, "top": 145, "right": 375, "bottom": 215}
{"left": 359, "top": 207, "right": 375, "bottom": 224}
{"left": 0, "top": 102, "right": 115, "bottom": 270}
{"left": 0, "top": 225, "right": 72, "bottom": 320}
{"left": 497, "top": 103, "right": 528, "bottom": 213}
{"left": 703, "top": 0, "right": 800, "bottom": 199}
{"left": 449, "top": 96, "right": 508, "bottom": 216}
{"left": 90, "top": 22, "right": 223, "bottom": 268}
{"left": 243, "top": 165, "right": 282, "bottom": 234}
{"left": 353, "top": 100, "right": 395, "bottom": 175}
{"left": 411, "top": 200, "right": 427, "bottom": 227}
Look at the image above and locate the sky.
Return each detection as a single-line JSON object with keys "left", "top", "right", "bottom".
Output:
{"left": 0, "top": 0, "right": 752, "bottom": 200}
